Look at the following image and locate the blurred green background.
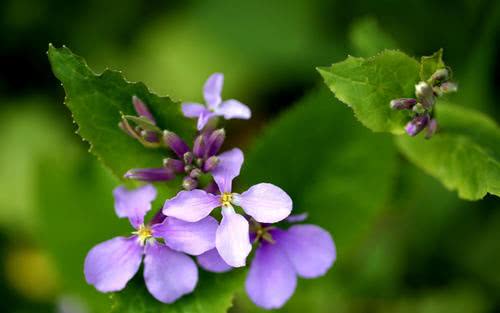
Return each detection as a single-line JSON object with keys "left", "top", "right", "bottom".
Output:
{"left": 0, "top": 0, "right": 499, "bottom": 312}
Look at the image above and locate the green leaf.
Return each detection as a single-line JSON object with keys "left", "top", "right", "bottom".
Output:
{"left": 240, "top": 86, "right": 398, "bottom": 254}
{"left": 420, "top": 48, "right": 445, "bottom": 81}
{"left": 48, "top": 45, "right": 193, "bottom": 180}
{"left": 396, "top": 102, "right": 500, "bottom": 200}
{"left": 318, "top": 50, "right": 420, "bottom": 134}
{"left": 110, "top": 271, "right": 244, "bottom": 313}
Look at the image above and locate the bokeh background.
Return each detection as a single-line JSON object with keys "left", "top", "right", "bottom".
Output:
{"left": 1, "top": 0, "right": 499, "bottom": 312}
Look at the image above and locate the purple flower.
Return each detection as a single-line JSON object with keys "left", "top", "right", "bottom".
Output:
{"left": 197, "top": 215, "right": 336, "bottom": 309}
{"left": 182, "top": 73, "right": 251, "bottom": 130}
{"left": 124, "top": 129, "right": 226, "bottom": 189}
{"left": 84, "top": 184, "right": 218, "bottom": 303}
{"left": 163, "top": 148, "right": 293, "bottom": 267}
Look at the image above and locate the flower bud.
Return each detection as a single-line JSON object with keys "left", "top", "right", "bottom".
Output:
{"left": 390, "top": 98, "right": 417, "bottom": 110}
{"left": 440, "top": 82, "right": 458, "bottom": 94}
{"left": 182, "top": 176, "right": 198, "bottom": 191}
{"left": 405, "top": 114, "right": 429, "bottom": 136}
{"left": 430, "top": 68, "right": 449, "bottom": 84}
{"left": 412, "top": 103, "right": 426, "bottom": 114}
{"left": 132, "top": 96, "right": 156, "bottom": 124}
{"left": 425, "top": 118, "right": 438, "bottom": 139}
{"left": 189, "top": 168, "right": 202, "bottom": 179}
{"left": 183, "top": 152, "right": 194, "bottom": 165}
{"left": 203, "top": 156, "right": 219, "bottom": 172}
{"left": 163, "top": 158, "right": 184, "bottom": 172}
{"left": 163, "top": 131, "right": 190, "bottom": 158}
{"left": 415, "top": 81, "right": 435, "bottom": 109}
{"left": 140, "top": 130, "right": 159, "bottom": 143}
{"left": 205, "top": 129, "right": 226, "bottom": 157}
{"left": 193, "top": 134, "right": 206, "bottom": 158}
{"left": 124, "top": 168, "right": 175, "bottom": 181}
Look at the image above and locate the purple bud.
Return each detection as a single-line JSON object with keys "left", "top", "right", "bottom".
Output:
{"left": 425, "top": 118, "right": 438, "bottom": 139}
{"left": 415, "top": 81, "right": 435, "bottom": 109}
{"left": 140, "top": 130, "right": 159, "bottom": 143}
{"left": 189, "top": 168, "right": 202, "bottom": 178}
{"left": 193, "top": 134, "right": 206, "bottom": 158}
{"left": 440, "top": 82, "right": 458, "bottom": 93}
{"left": 390, "top": 98, "right": 417, "bottom": 110}
{"left": 405, "top": 114, "right": 430, "bottom": 136}
{"left": 182, "top": 176, "right": 198, "bottom": 190}
{"left": 205, "top": 129, "right": 226, "bottom": 157}
{"left": 202, "top": 156, "right": 219, "bottom": 172}
{"left": 132, "top": 96, "right": 156, "bottom": 124}
{"left": 163, "top": 131, "right": 190, "bottom": 158}
{"left": 124, "top": 168, "right": 175, "bottom": 181}
{"left": 163, "top": 158, "right": 184, "bottom": 173}
{"left": 183, "top": 152, "right": 194, "bottom": 165}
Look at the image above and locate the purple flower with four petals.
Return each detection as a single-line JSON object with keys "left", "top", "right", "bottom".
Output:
{"left": 84, "top": 184, "right": 218, "bottom": 303}
{"left": 163, "top": 148, "right": 293, "bottom": 267}
{"left": 197, "top": 214, "right": 336, "bottom": 309}
{"left": 182, "top": 73, "right": 251, "bottom": 130}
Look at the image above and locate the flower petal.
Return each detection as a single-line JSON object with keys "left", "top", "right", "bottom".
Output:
{"left": 276, "top": 225, "right": 336, "bottom": 278}
{"left": 84, "top": 236, "right": 143, "bottom": 292}
{"left": 216, "top": 100, "right": 251, "bottom": 120}
{"left": 286, "top": 212, "right": 309, "bottom": 223}
{"left": 182, "top": 102, "right": 206, "bottom": 118}
{"left": 162, "top": 189, "right": 220, "bottom": 222}
{"left": 144, "top": 243, "right": 198, "bottom": 303}
{"left": 245, "top": 242, "right": 297, "bottom": 309}
{"left": 211, "top": 148, "right": 244, "bottom": 193}
{"left": 197, "top": 110, "right": 216, "bottom": 130}
{"left": 203, "top": 73, "right": 224, "bottom": 109}
{"left": 215, "top": 207, "right": 251, "bottom": 267}
{"left": 237, "top": 183, "right": 292, "bottom": 223}
{"left": 197, "top": 248, "right": 232, "bottom": 273}
{"left": 152, "top": 216, "right": 218, "bottom": 255}
{"left": 113, "top": 185, "right": 157, "bottom": 228}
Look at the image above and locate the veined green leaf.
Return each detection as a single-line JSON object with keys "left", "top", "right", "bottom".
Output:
{"left": 396, "top": 102, "right": 500, "bottom": 200}
{"left": 318, "top": 50, "right": 420, "bottom": 134}
{"left": 48, "top": 45, "right": 192, "bottom": 180}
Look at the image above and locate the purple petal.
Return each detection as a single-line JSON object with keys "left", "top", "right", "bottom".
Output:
{"left": 197, "top": 110, "right": 216, "bottom": 131}
{"left": 216, "top": 100, "right": 251, "bottom": 120}
{"left": 113, "top": 185, "right": 157, "bottom": 228}
{"left": 163, "top": 131, "right": 190, "bottom": 159}
{"left": 124, "top": 168, "right": 175, "bottom": 182}
{"left": 286, "top": 213, "right": 309, "bottom": 223}
{"left": 236, "top": 183, "right": 292, "bottom": 223}
{"left": 162, "top": 189, "right": 220, "bottom": 222}
{"left": 143, "top": 243, "right": 198, "bottom": 303}
{"left": 245, "top": 242, "right": 297, "bottom": 309}
{"left": 197, "top": 248, "right": 232, "bottom": 273}
{"left": 215, "top": 208, "right": 251, "bottom": 267}
{"left": 211, "top": 148, "right": 244, "bottom": 193}
{"left": 276, "top": 225, "right": 336, "bottom": 278}
{"left": 152, "top": 216, "right": 218, "bottom": 255}
{"left": 182, "top": 102, "right": 206, "bottom": 118}
{"left": 205, "top": 129, "right": 226, "bottom": 157}
{"left": 84, "top": 236, "right": 143, "bottom": 292}
{"left": 203, "top": 73, "right": 224, "bottom": 109}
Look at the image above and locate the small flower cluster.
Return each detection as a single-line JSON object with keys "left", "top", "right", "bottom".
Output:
{"left": 84, "top": 73, "right": 336, "bottom": 309}
{"left": 390, "top": 68, "right": 457, "bottom": 138}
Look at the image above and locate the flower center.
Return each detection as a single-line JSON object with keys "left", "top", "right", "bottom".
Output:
{"left": 221, "top": 192, "right": 233, "bottom": 207}
{"left": 134, "top": 224, "right": 153, "bottom": 246}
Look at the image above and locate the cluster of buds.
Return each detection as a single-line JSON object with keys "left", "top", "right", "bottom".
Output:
{"left": 122, "top": 98, "right": 226, "bottom": 190}
{"left": 390, "top": 67, "right": 457, "bottom": 138}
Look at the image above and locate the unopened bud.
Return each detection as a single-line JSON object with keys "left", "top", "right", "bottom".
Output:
{"left": 163, "top": 158, "right": 184, "bottom": 172}
{"left": 440, "top": 82, "right": 458, "bottom": 94}
{"left": 425, "top": 118, "right": 438, "bottom": 139}
{"left": 405, "top": 114, "right": 429, "bottom": 137}
{"left": 189, "top": 168, "right": 202, "bottom": 178}
{"left": 182, "top": 176, "right": 198, "bottom": 190}
{"left": 205, "top": 129, "right": 226, "bottom": 157}
{"left": 430, "top": 68, "right": 449, "bottom": 84}
{"left": 124, "top": 168, "right": 175, "bottom": 181}
{"left": 140, "top": 130, "right": 159, "bottom": 143}
{"left": 193, "top": 134, "right": 206, "bottom": 158}
{"left": 412, "top": 103, "right": 426, "bottom": 114}
{"left": 203, "top": 156, "right": 219, "bottom": 172}
{"left": 132, "top": 96, "right": 156, "bottom": 124}
{"left": 390, "top": 98, "right": 417, "bottom": 110}
{"left": 415, "top": 81, "right": 435, "bottom": 109}
{"left": 163, "top": 131, "right": 190, "bottom": 158}
{"left": 183, "top": 152, "right": 194, "bottom": 165}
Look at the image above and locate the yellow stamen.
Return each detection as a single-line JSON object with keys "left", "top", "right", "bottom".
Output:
{"left": 133, "top": 224, "right": 153, "bottom": 245}
{"left": 221, "top": 192, "right": 233, "bottom": 207}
